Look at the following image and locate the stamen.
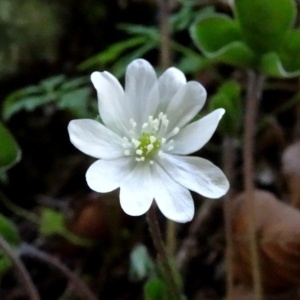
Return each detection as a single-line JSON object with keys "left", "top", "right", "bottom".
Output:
{"left": 124, "top": 150, "right": 130, "bottom": 155}
{"left": 169, "top": 127, "right": 180, "bottom": 137}
{"left": 136, "top": 149, "right": 143, "bottom": 155}
{"left": 147, "top": 144, "right": 154, "bottom": 152}
{"left": 150, "top": 136, "right": 156, "bottom": 143}
{"left": 131, "top": 138, "right": 140, "bottom": 148}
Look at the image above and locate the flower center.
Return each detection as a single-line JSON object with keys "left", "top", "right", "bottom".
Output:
{"left": 122, "top": 113, "right": 180, "bottom": 163}
{"left": 135, "top": 133, "right": 161, "bottom": 161}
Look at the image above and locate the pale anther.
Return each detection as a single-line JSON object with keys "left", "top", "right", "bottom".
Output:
{"left": 132, "top": 138, "right": 140, "bottom": 148}
{"left": 136, "top": 149, "right": 143, "bottom": 155}
{"left": 124, "top": 150, "right": 130, "bottom": 155}
{"left": 147, "top": 144, "right": 154, "bottom": 152}
{"left": 150, "top": 136, "right": 156, "bottom": 143}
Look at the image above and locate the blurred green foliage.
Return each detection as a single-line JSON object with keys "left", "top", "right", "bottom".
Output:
{"left": 0, "top": 122, "right": 21, "bottom": 174}
{"left": 0, "top": 213, "right": 20, "bottom": 274}
{"left": 0, "top": 0, "right": 61, "bottom": 78}
{"left": 191, "top": 0, "right": 300, "bottom": 77}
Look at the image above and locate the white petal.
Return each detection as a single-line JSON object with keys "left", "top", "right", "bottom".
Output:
{"left": 157, "top": 67, "right": 186, "bottom": 112}
{"left": 157, "top": 154, "right": 229, "bottom": 199}
{"left": 169, "top": 108, "right": 225, "bottom": 155}
{"left": 165, "top": 81, "right": 207, "bottom": 133}
{"left": 86, "top": 157, "right": 135, "bottom": 193}
{"left": 119, "top": 163, "right": 153, "bottom": 216}
{"left": 151, "top": 163, "right": 194, "bottom": 223}
{"left": 124, "top": 59, "right": 159, "bottom": 126}
{"left": 68, "top": 119, "right": 124, "bottom": 159}
{"left": 91, "top": 71, "right": 127, "bottom": 135}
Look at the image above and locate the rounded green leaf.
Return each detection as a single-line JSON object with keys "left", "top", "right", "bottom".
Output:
{"left": 260, "top": 52, "right": 300, "bottom": 78}
{"left": 191, "top": 14, "right": 241, "bottom": 54}
{"left": 190, "top": 14, "right": 256, "bottom": 68}
{"left": 234, "top": 0, "right": 296, "bottom": 53}
{"left": 279, "top": 29, "right": 300, "bottom": 73}
{"left": 0, "top": 122, "right": 21, "bottom": 171}
{"left": 209, "top": 80, "right": 242, "bottom": 135}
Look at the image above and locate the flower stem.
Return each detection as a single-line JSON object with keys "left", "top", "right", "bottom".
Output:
{"left": 0, "top": 236, "right": 40, "bottom": 300}
{"left": 146, "top": 204, "right": 181, "bottom": 300}
{"left": 243, "top": 70, "right": 265, "bottom": 299}
{"left": 222, "top": 136, "right": 235, "bottom": 300}
{"left": 158, "top": 0, "right": 172, "bottom": 69}
{"left": 20, "top": 243, "right": 98, "bottom": 300}
{"left": 157, "top": 0, "right": 176, "bottom": 257}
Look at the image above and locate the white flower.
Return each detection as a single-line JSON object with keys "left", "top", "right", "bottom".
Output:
{"left": 68, "top": 59, "right": 229, "bottom": 223}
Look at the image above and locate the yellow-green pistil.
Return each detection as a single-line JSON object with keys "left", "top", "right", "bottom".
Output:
{"left": 135, "top": 133, "right": 161, "bottom": 161}
{"left": 122, "top": 113, "right": 179, "bottom": 163}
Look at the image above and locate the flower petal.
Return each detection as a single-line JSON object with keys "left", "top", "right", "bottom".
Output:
{"left": 91, "top": 71, "right": 127, "bottom": 135}
{"left": 157, "top": 154, "right": 229, "bottom": 198}
{"left": 151, "top": 163, "right": 194, "bottom": 223}
{"left": 124, "top": 59, "right": 159, "bottom": 126}
{"left": 165, "top": 81, "right": 207, "bottom": 133}
{"left": 119, "top": 163, "right": 153, "bottom": 216}
{"left": 68, "top": 119, "right": 125, "bottom": 159}
{"left": 169, "top": 108, "right": 225, "bottom": 155}
{"left": 86, "top": 157, "right": 135, "bottom": 193}
{"left": 157, "top": 67, "right": 186, "bottom": 112}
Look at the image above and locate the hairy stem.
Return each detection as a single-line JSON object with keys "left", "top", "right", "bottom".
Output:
{"left": 243, "top": 70, "right": 265, "bottom": 299}
{"left": 222, "top": 136, "right": 235, "bottom": 300}
{"left": 20, "top": 243, "right": 98, "bottom": 300}
{"left": 0, "top": 236, "right": 40, "bottom": 300}
{"left": 146, "top": 205, "right": 181, "bottom": 300}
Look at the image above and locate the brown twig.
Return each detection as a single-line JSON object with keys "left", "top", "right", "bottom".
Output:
{"left": 243, "top": 70, "right": 265, "bottom": 299}
{"left": 0, "top": 236, "right": 40, "bottom": 300}
{"left": 222, "top": 136, "right": 235, "bottom": 299}
{"left": 20, "top": 243, "right": 98, "bottom": 300}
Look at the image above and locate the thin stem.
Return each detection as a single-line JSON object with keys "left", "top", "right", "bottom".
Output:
{"left": 158, "top": 0, "right": 172, "bottom": 69}
{"left": 20, "top": 243, "right": 98, "bottom": 300}
{"left": 243, "top": 70, "right": 265, "bottom": 299}
{"left": 0, "top": 236, "right": 40, "bottom": 300}
{"left": 0, "top": 189, "right": 39, "bottom": 224}
{"left": 146, "top": 205, "right": 181, "bottom": 300}
{"left": 157, "top": 0, "right": 176, "bottom": 256}
{"left": 222, "top": 136, "right": 235, "bottom": 300}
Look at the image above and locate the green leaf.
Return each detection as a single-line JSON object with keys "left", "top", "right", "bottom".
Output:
{"left": 129, "top": 244, "right": 155, "bottom": 282}
{"left": 40, "top": 75, "right": 66, "bottom": 92}
{"left": 40, "top": 208, "right": 93, "bottom": 247}
{"left": 260, "top": 52, "right": 300, "bottom": 78}
{"left": 209, "top": 80, "right": 242, "bottom": 135}
{"left": 40, "top": 208, "right": 66, "bottom": 236}
{"left": 0, "top": 122, "right": 21, "bottom": 171}
{"left": 117, "top": 23, "right": 159, "bottom": 39}
{"left": 78, "top": 36, "right": 147, "bottom": 70}
{"left": 57, "top": 87, "right": 91, "bottom": 118}
{"left": 0, "top": 213, "right": 20, "bottom": 274}
{"left": 191, "top": 14, "right": 241, "bottom": 54}
{"left": 190, "top": 14, "right": 256, "bottom": 68}
{"left": 0, "top": 214, "right": 20, "bottom": 246}
{"left": 278, "top": 29, "right": 300, "bottom": 73}
{"left": 234, "top": 0, "right": 296, "bottom": 53}
{"left": 144, "top": 277, "right": 167, "bottom": 300}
